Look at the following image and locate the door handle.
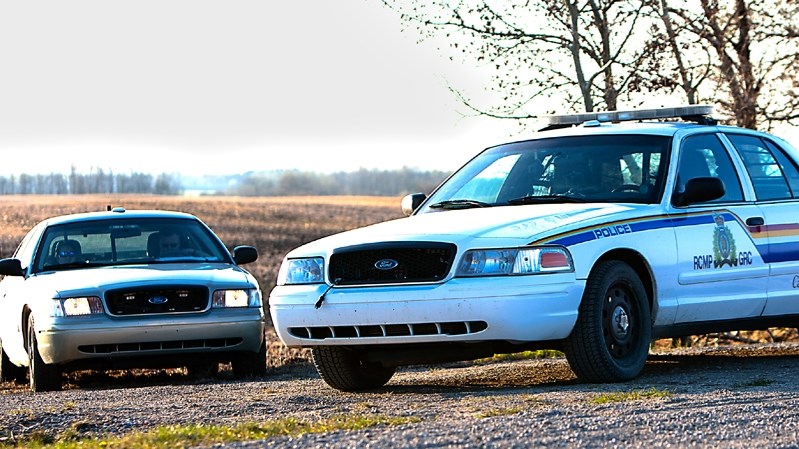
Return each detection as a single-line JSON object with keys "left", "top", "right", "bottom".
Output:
{"left": 745, "top": 217, "right": 765, "bottom": 226}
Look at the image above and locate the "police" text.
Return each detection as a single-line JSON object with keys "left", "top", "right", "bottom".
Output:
{"left": 593, "top": 224, "right": 633, "bottom": 239}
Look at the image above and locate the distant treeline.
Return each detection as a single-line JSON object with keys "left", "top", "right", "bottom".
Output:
{"left": 0, "top": 167, "right": 449, "bottom": 196}
{"left": 225, "top": 168, "right": 451, "bottom": 196}
{"left": 0, "top": 168, "right": 181, "bottom": 195}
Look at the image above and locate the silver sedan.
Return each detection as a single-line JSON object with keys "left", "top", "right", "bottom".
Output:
{"left": 0, "top": 208, "right": 266, "bottom": 392}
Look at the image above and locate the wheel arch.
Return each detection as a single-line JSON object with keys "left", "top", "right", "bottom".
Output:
{"left": 592, "top": 249, "right": 656, "bottom": 322}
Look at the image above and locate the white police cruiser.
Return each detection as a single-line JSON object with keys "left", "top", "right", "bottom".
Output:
{"left": 269, "top": 105, "right": 799, "bottom": 391}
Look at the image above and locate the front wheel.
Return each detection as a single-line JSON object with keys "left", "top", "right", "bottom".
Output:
{"left": 27, "top": 315, "right": 62, "bottom": 392}
{"left": 231, "top": 341, "right": 267, "bottom": 378}
{"left": 564, "top": 260, "right": 651, "bottom": 382}
{"left": 186, "top": 361, "right": 219, "bottom": 380}
{"left": 312, "top": 347, "right": 396, "bottom": 391}
{"left": 0, "top": 338, "right": 27, "bottom": 384}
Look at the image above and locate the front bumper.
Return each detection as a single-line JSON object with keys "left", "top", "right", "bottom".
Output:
{"left": 269, "top": 274, "right": 584, "bottom": 347}
{"left": 34, "top": 308, "right": 265, "bottom": 365}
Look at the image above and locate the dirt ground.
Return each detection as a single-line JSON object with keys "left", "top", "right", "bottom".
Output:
{"left": 2, "top": 341, "right": 799, "bottom": 448}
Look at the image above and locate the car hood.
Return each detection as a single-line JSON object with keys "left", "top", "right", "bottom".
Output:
{"left": 30, "top": 263, "right": 257, "bottom": 298}
{"left": 289, "top": 203, "right": 658, "bottom": 256}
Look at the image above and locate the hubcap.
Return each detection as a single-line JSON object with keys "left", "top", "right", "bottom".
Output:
{"left": 603, "top": 284, "right": 637, "bottom": 359}
{"left": 612, "top": 305, "right": 630, "bottom": 339}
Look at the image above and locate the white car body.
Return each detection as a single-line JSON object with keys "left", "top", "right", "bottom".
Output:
{"left": 269, "top": 106, "right": 799, "bottom": 390}
{"left": 0, "top": 209, "right": 266, "bottom": 392}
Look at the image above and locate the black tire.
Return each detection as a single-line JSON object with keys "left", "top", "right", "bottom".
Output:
{"left": 231, "top": 341, "right": 267, "bottom": 378}
{"left": 312, "top": 347, "right": 396, "bottom": 391}
{"left": 27, "top": 315, "right": 62, "bottom": 392}
{"left": 186, "top": 361, "right": 219, "bottom": 380}
{"left": 0, "top": 338, "right": 27, "bottom": 384}
{"left": 564, "top": 260, "right": 651, "bottom": 383}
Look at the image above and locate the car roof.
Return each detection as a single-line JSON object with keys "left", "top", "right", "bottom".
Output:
{"left": 539, "top": 121, "right": 704, "bottom": 137}
{"left": 522, "top": 105, "right": 774, "bottom": 141}
{"left": 41, "top": 209, "right": 198, "bottom": 226}
{"left": 488, "top": 120, "right": 776, "bottom": 150}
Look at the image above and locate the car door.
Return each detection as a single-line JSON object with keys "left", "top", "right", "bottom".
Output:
{"left": 669, "top": 133, "right": 769, "bottom": 324}
{"left": 0, "top": 224, "right": 42, "bottom": 364}
{"left": 724, "top": 133, "right": 799, "bottom": 317}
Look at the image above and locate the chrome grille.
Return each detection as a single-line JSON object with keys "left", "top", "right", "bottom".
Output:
{"left": 329, "top": 242, "right": 456, "bottom": 285}
{"left": 105, "top": 286, "right": 209, "bottom": 316}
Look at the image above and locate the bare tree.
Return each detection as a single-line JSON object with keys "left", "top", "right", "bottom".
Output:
{"left": 634, "top": 0, "right": 714, "bottom": 105}
{"left": 383, "top": 0, "right": 799, "bottom": 129}
{"left": 382, "top": 0, "right": 659, "bottom": 119}
{"left": 623, "top": 0, "right": 799, "bottom": 128}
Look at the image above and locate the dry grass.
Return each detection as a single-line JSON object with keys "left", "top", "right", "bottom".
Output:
{"left": 0, "top": 194, "right": 403, "bottom": 292}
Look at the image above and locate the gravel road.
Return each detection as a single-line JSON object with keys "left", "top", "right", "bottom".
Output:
{"left": 2, "top": 342, "right": 799, "bottom": 448}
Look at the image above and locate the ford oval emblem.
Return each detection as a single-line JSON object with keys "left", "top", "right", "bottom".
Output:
{"left": 148, "top": 296, "right": 169, "bottom": 305}
{"left": 374, "top": 258, "right": 399, "bottom": 270}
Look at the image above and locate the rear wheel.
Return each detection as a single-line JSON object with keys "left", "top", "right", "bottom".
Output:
{"left": 0, "top": 338, "right": 27, "bottom": 384}
{"left": 564, "top": 260, "right": 651, "bottom": 382}
{"left": 232, "top": 341, "right": 267, "bottom": 378}
{"left": 312, "top": 347, "right": 395, "bottom": 391}
{"left": 27, "top": 315, "right": 62, "bottom": 392}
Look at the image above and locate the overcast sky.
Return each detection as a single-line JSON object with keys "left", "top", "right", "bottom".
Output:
{"left": 0, "top": 0, "right": 521, "bottom": 176}
{"left": 2, "top": 1, "right": 798, "bottom": 177}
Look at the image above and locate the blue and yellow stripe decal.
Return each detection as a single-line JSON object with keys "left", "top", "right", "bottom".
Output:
{"left": 533, "top": 214, "right": 674, "bottom": 247}
{"left": 531, "top": 211, "right": 799, "bottom": 264}
{"left": 756, "top": 223, "right": 799, "bottom": 263}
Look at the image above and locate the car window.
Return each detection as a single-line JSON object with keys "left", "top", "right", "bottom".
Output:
{"left": 620, "top": 151, "right": 662, "bottom": 187}
{"left": 764, "top": 139, "right": 799, "bottom": 197}
{"left": 676, "top": 134, "right": 743, "bottom": 203}
{"left": 446, "top": 154, "right": 520, "bottom": 203}
{"left": 420, "top": 134, "right": 671, "bottom": 212}
{"left": 33, "top": 217, "right": 230, "bottom": 272}
{"left": 12, "top": 223, "right": 44, "bottom": 270}
{"left": 726, "top": 133, "right": 795, "bottom": 200}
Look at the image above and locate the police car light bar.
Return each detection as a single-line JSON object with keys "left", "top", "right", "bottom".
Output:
{"left": 544, "top": 105, "right": 715, "bottom": 126}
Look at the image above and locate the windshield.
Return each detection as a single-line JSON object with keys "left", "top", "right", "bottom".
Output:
{"left": 33, "top": 217, "right": 231, "bottom": 273}
{"left": 419, "top": 134, "right": 671, "bottom": 213}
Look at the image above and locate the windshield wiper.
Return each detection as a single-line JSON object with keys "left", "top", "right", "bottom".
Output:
{"left": 506, "top": 195, "right": 588, "bottom": 205}
{"left": 150, "top": 256, "right": 218, "bottom": 263}
{"left": 428, "top": 199, "right": 493, "bottom": 210}
{"left": 43, "top": 262, "right": 105, "bottom": 271}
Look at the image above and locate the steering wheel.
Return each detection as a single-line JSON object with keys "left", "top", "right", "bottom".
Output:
{"left": 612, "top": 184, "right": 640, "bottom": 193}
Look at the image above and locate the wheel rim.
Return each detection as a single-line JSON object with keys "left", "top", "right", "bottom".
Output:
{"left": 602, "top": 282, "right": 638, "bottom": 359}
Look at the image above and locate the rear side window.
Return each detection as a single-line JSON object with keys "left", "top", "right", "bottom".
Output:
{"left": 765, "top": 139, "right": 799, "bottom": 198}
{"left": 726, "top": 134, "right": 795, "bottom": 201}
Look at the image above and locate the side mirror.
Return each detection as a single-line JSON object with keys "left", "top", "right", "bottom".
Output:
{"left": 673, "top": 177, "right": 725, "bottom": 207}
{"left": 401, "top": 193, "right": 427, "bottom": 216}
{"left": 0, "top": 258, "right": 24, "bottom": 276}
{"left": 233, "top": 246, "right": 258, "bottom": 265}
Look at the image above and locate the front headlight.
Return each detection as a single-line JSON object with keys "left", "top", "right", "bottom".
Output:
{"left": 212, "top": 289, "right": 262, "bottom": 308}
{"left": 52, "top": 296, "right": 104, "bottom": 317}
{"left": 278, "top": 257, "right": 325, "bottom": 285}
{"left": 456, "top": 247, "right": 573, "bottom": 277}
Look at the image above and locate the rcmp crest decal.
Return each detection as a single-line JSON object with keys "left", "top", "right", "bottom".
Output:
{"left": 713, "top": 214, "right": 737, "bottom": 268}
